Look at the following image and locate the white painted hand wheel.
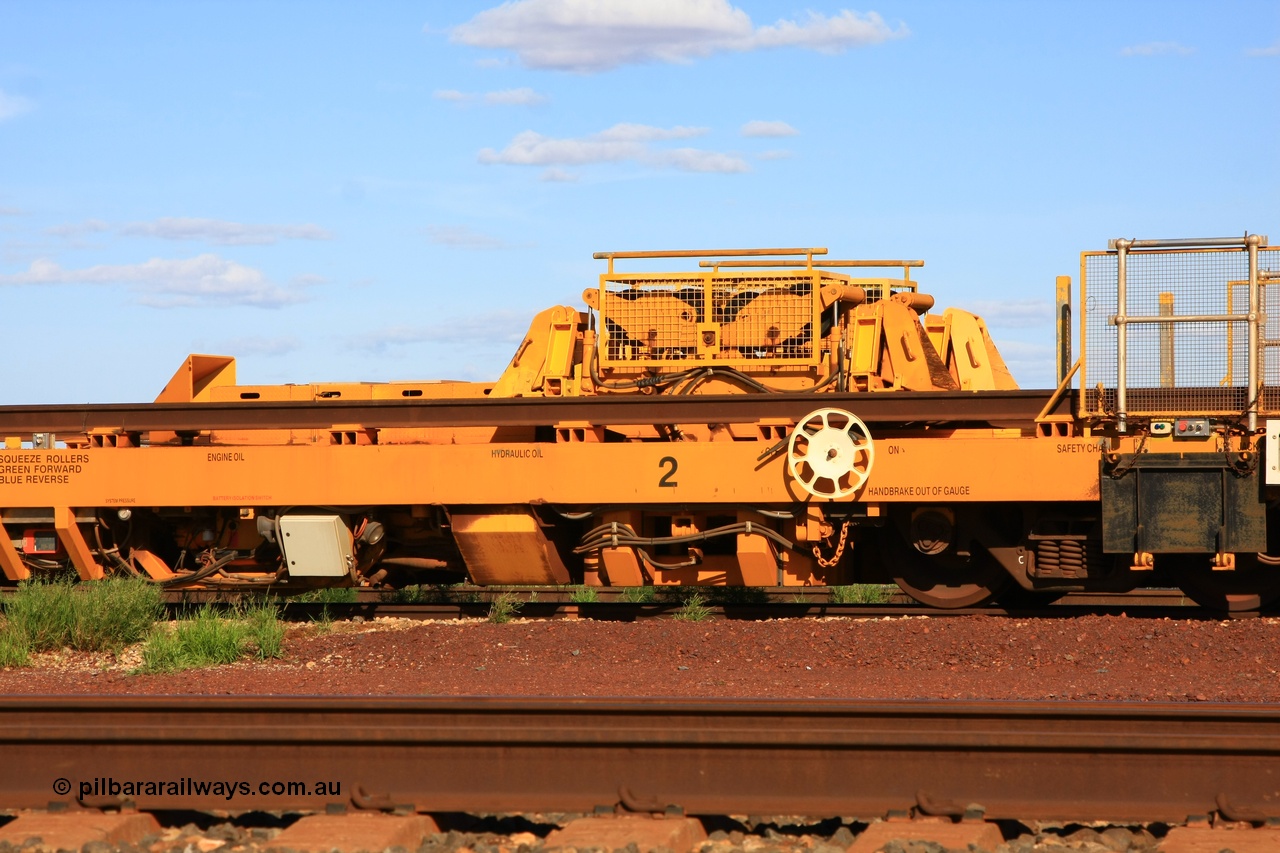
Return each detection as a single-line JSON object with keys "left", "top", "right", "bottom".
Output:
{"left": 786, "top": 408, "right": 874, "bottom": 499}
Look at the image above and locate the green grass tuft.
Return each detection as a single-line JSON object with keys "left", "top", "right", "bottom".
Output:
{"left": 295, "top": 587, "right": 359, "bottom": 604}
{"left": 829, "top": 584, "right": 894, "bottom": 604}
{"left": 244, "top": 602, "right": 286, "bottom": 660}
{"left": 2, "top": 577, "right": 163, "bottom": 654}
{"left": 139, "top": 602, "right": 286, "bottom": 673}
{"left": 705, "top": 586, "right": 769, "bottom": 605}
{"left": 382, "top": 584, "right": 479, "bottom": 604}
{"left": 487, "top": 591, "right": 522, "bottom": 624}
{"left": 618, "top": 585, "right": 657, "bottom": 603}
{"left": 671, "top": 591, "right": 712, "bottom": 622}
{"left": 139, "top": 625, "right": 186, "bottom": 673}
{"left": 2, "top": 581, "right": 75, "bottom": 652}
{"left": 568, "top": 585, "right": 599, "bottom": 604}
{"left": 74, "top": 578, "right": 166, "bottom": 650}
{"left": 171, "top": 605, "right": 250, "bottom": 666}
{"left": 0, "top": 627, "right": 30, "bottom": 668}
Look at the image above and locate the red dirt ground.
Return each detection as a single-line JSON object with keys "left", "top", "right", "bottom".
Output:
{"left": 1, "top": 613, "right": 1278, "bottom": 701}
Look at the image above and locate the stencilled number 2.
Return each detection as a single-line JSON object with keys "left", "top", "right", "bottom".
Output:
{"left": 658, "top": 456, "right": 678, "bottom": 488}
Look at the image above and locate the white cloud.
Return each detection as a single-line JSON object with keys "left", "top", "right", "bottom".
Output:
{"left": 0, "top": 207, "right": 24, "bottom": 216}
{"left": 654, "top": 147, "right": 750, "bottom": 173}
{"left": 1246, "top": 40, "right": 1280, "bottom": 57}
{"left": 435, "top": 86, "right": 550, "bottom": 105}
{"left": 594, "top": 123, "right": 707, "bottom": 141}
{"left": 478, "top": 123, "right": 746, "bottom": 173}
{"left": 540, "top": 167, "right": 579, "bottom": 182}
{"left": 752, "top": 9, "right": 900, "bottom": 52}
{"left": 741, "top": 120, "right": 798, "bottom": 138}
{"left": 756, "top": 149, "right": 792, "bottom": 160}
{"left": 0, "top": 88, "right": 32, "bottom": 121}
{"left": 1120, "top": 41, "right": 1195, "bottom": 57}
{"left": 120, "top": 217, "right": 333, "bottom": 245}
{"left": 450, "top": 0, "right": 906, "bottom": 73}
{"left": 992, "top": 339, "right": 1055, "bottom": 364}
{"left": 212, "top": 335, "right": 302, "bottom": 357}
{"left": 0, "top": 254, "right": 307, "bottom": 308}
{"left": 968, "top": 299, "right": 1054, "bottom": 327}
{"left": 484, "top": 87, "right": 549, "bottom": 105}
{"left": 347, "top": 311, "right": 529, "bottom": 353}
{"left": 46, "top": 219, "right": 110, "bottom": 238}
{"left": 480, "top": 130, "right": 642, "bottom": 166}
{"left": 425, "top": 225, "right": 523, "bottom": 250}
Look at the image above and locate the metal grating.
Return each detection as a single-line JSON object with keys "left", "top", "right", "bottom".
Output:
{"left": 1082, "top": 246, "right": 1280, "bottom": 419}
{"left": 599, "top": 273, "right": 822, "bottom": 367}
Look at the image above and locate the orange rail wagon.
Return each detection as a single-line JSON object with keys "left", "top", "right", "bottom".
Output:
{"left": 1, "top": 237, "right": 1277, "bottom": 610}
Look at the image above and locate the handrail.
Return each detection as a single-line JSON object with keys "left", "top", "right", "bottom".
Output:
{"left": 696, "top": 259, "right": 924, "bottom": 268}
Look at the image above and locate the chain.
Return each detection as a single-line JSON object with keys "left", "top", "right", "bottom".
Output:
{"left": 1105, "top": 431, "right": 1148, "bottom": 479}
{"left": 812, "top": 519, "right": 851, "bottom": 568}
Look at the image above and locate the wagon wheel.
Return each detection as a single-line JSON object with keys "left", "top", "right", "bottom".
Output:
{"left": 877, "top": 526, "right": 1012, "bottom": 609}
{"left": 1165, "top": 554, "right": 1280, "bottom": 612}
{"left": 786, "top": 408, "right": 874, "bottom": 500}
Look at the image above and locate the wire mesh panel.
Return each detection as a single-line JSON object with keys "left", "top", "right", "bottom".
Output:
{"left": 598, "top": 272, "right": 823, "bottom": 368}
{"left": 600, "top": 276, "right": 704, "bottom": 361}
{"left": 1082, "top": 246, "right": 1280, "bottom": 419}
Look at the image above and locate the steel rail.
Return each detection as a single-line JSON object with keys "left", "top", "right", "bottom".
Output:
{"left": 8, "top": 697, "right": 1280, "bottom": 822}
{"left": 0, "top": 390, "right": 1071, "bottom": 434}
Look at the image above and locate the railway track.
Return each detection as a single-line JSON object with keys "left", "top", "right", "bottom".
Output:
{"left": 0, "top": 388, "right": 1072, "bottom": 433}
{"left": 156, "top": 587, "right": 1251, "bottom": 622}
{"left": 5, "top": 696, "right": 1279, "bottom": 824}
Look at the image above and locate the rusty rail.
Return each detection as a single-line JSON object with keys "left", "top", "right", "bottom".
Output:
{"left": 7, "top": 697, "right": 1280, "bottom": 822}
{"left": 0, "top": 390, "right": 1071, "bottom": 433}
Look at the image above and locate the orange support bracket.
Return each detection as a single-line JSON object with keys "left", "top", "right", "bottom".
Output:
{"left": 132, "top": 548, "right": 175, "bottom": 581}
{"left": 54, "top": 507, "right": 103, "bottom": 580}
{"left": 0, "top": 521, "right": 30, "bottom": 581}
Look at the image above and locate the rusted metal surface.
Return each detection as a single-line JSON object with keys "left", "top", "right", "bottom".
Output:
{"left": 0, "top": 389, "right": 1072, "bottom": 434}
{"left": 5, "top": 697, "right": 1280, "bottom": 822}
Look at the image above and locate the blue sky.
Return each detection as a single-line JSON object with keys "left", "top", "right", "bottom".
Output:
{"left": 1, "top": 1, "right": 1276, "bottom": 404}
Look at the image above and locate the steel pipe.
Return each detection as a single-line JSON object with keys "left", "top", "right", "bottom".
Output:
{"left": 1120, "top": 313, "right": 1249, "bottom": 324}
{"left": 1114, "top": 238, "right": 1131, "bottom": 433}
{"left": 1108, "top": 236, "right": 1269, "bottom": 250}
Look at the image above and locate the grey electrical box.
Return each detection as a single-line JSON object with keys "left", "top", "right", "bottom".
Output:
{"left": 1173, "top": 418, "right": 1211, "bottom": 438}
{"left": 277, "top": 515, "right": 353, "bottom": 578}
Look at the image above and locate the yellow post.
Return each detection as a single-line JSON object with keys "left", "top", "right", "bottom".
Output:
{"left": 1159, "top": 292, "right": 1174, "bottom": 388}
{"left": 1055, "top": 276, "right": 1072, "bottom": 384}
